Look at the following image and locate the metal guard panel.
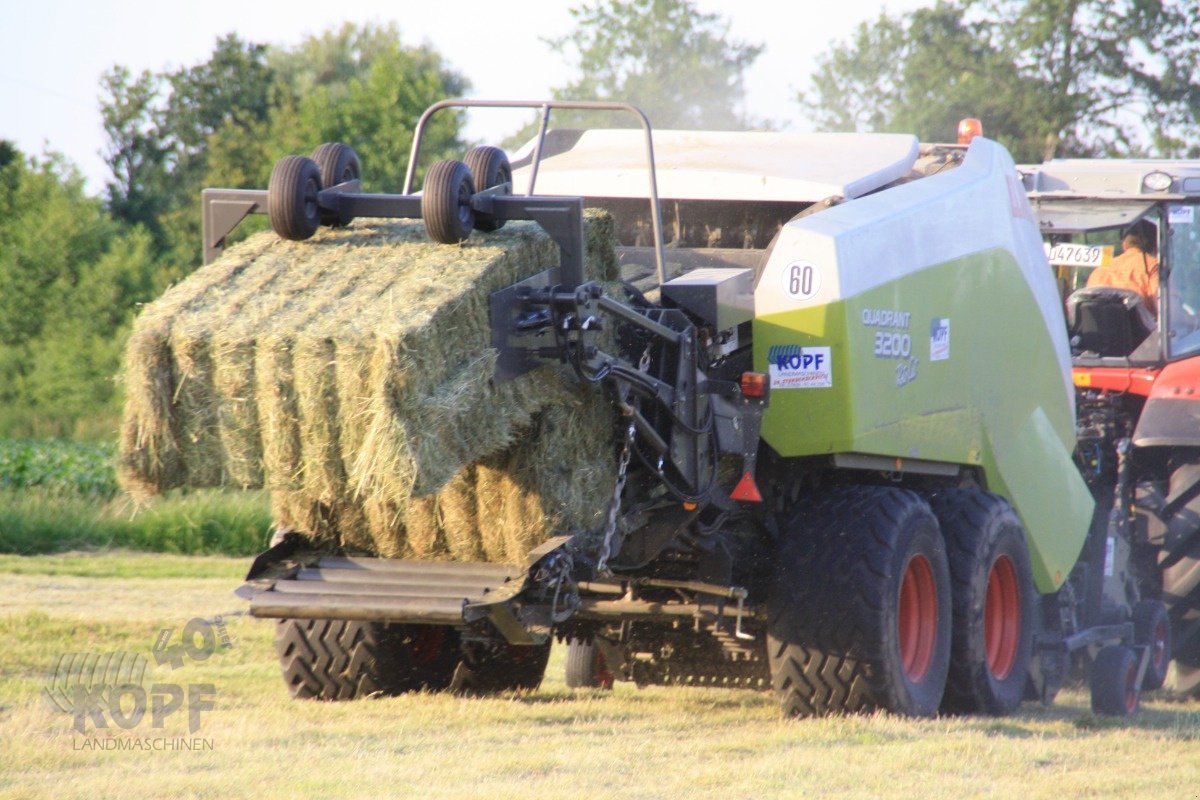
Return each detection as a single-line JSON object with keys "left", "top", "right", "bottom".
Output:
{"left": 247, "top": 556, "right": 518, "bottom": 625}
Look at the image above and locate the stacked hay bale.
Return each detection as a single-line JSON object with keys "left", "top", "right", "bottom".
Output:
{"left": 119, "top": 213, "right": 621, "bottom": 563}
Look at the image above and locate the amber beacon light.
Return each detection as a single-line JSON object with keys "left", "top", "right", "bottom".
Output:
{"left": 957, "top": 117, "right": 984, "bottom": 144}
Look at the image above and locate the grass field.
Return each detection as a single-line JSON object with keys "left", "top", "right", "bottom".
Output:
{"left": 1, "top": 551, "right": 1199, "bottom": 799}
{"left": 0, "top": 488, "right": 272, "bottom": 556}
{"left": 0, "top": 439, "right": 273, "bottom": 557}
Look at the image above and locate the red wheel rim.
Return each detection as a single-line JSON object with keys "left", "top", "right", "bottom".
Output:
{"left": 984, "top": 555, "right": 1021, "bottom": 680}
{"left": 1152, "top": 620, "right": 1168, "bottom": 672}
{"left": 899, "top": 554, "right": 938, "bottom": 682}
{"left": 408, "top": 626, "right": 447, "bottom": 668}
{"left": 1123, "top": 657, "right": 1139, "bottom": 713}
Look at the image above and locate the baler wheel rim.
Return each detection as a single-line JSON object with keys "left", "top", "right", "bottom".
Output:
{"left": 984, "top": 554, "right": 1020, "bottom": 680}
{"left": 899, "top": 553, "right": 939, "bottom": 683}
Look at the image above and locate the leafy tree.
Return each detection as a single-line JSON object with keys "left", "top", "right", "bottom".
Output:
{"left": 101, "top": 67, "right": 168, "bottom": 242}
{"left": 537, "top": 0, "right": 763, "bottom": 131}
{"left": 266, "top": 22, "right": 405, "bottom": 97}
{"left": 100, "top": 24, "right": 470, "bottom": 272}
{"left": 23, "top": 227, "right": 158, "bottom": 435}
{"left": 803, "top": 0, "right": 1200, "bottom": 161}
{"left": 0, "top": 147, "right": 151, "bottom": 437}
{"left": 289, "top": 40, "right": 469, "bottom": 192}
{"left": 0, "top": 140, "right": 17, "bottom": 169}
{"left": 0, "top": 151, "right": 115, "bottom": 348}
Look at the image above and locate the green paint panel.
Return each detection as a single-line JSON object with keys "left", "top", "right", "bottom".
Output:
{"left": 755, "top": 248, "right": 1092, "bottom": 590}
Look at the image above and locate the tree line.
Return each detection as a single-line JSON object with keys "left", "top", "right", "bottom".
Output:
{"left": 0, "top": 0, "right": 1196, "bottom": 439}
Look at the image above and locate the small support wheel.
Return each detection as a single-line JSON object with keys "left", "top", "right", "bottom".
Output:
{"left": 463, "top": 145, "right": 512, "bottom": 232}
{"left": 311, "top": 143, "right": 361, "bottom": 227}
{"left": 1132, "top": 600, "right": 1171, "bottom": 690}
{"left": 267, "top": 155, "right": 322, "bottom": 241}
{"left": 421, "top": 159, "right": 476, "bottom": 244}
{"left": 564, "top": 637, "right": 615, "bottom": 689}
{"left": 1091, "top": 644, "right": 1141, "bottom": 716}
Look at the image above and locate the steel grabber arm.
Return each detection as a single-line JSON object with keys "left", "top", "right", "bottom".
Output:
{"left": 490, "top": 277, "right": 768, "bottom": 508}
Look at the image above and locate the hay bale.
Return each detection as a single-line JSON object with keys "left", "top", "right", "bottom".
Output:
{"left": 120, "top": 211, "right": 620, "bottom": 563}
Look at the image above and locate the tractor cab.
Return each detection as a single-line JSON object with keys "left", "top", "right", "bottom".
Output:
{"left": 1021, "top": 160, "right": 1200, "bottom": 369}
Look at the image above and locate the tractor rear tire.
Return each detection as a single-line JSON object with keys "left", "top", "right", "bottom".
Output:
{"left": 928, "top": 489, "right": 1035, "bottom": 715}
{"left": 421, "top": 159, "right": 475, "bottom": 244}
{"left": 458, "top": 640, "right": 551, "bottom": 694}
{"left": 311, "top": 142, "right": 360, "bottom": 226}
{"left": 463, "top": 145, "right": 512, "bottom": 232}
{"left": 275, "top": 618, "right": 459, "bottom": 700}
{"left": 767, "top": 485, "right": 951, "bottom": 717}
{"left": 1161, "top": 462, "right": 1200, "bottom": 697}
{"left": 268, "top": 155, "right": 322, "bottom": 241}
{"left": 1090, "top": 644, "right": 1140, "bottom": 716}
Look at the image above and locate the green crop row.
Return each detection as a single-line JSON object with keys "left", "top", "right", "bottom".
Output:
{"left": 0, "top": 438, "right": 118, "bottom": 497}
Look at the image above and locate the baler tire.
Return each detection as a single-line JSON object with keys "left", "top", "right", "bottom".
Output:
{"left": 767, "top": 484, "right": 952, "bottom": 717}
{"left": 267, "top": 155, "right": 322, "bottom": 241}
{"left": 422, "top": 159, "right": 475, "bottom": 244}
{"left": 1132, "top": 599, "right": 1171, "bottom": 691}
{"left": 311, "top": 142, "right": 360, "bottom": 227}
{"left": 564, "top": 637, "right": 614, "bottom": 689}
{"left": 463, "top": 145, "right": 511, "bottom": 232}
{"left": 928, "top": 489, "right": 1035, "bottom": 716}
{"left": 1090, "top": 644, "right": 1140, "bottom": 716}
{"left": 275, "top": 618, "right": 459, "bottom": 700}
{"left": 1160, "top": 462, "right": 1200, "bottom": 697}
{"left": 460, "top": 640, "right": 551, "bottom": 694}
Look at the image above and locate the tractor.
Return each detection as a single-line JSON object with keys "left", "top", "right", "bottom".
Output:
{"left": 1023, "top": 156, "right": 1200, "bottom": 700}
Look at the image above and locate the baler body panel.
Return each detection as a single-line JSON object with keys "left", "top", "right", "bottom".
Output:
{"left": 753, "top": 139, "right": 1094, "bottom": 591}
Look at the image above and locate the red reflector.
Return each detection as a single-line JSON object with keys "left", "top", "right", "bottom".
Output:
{"left": 731, "top": 471, "right": 763, "bottom": 503}
{"left": 740, "top": 371, "right": 767, "bottom": 398}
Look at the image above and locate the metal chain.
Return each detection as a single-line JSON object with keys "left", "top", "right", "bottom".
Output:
{"left": 596, "top": 418, "right": 636, "bottom": 574}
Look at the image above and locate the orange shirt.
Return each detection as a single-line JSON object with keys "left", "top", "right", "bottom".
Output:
{"left": 1086, "top": 245, "right": 1159, "bottom": 312}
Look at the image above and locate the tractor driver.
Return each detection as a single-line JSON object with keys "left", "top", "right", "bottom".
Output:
{"left": 1086, "top": 219, "right": 1160, "bottom": 315}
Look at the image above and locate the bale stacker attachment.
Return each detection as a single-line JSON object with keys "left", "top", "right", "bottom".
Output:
{"left": 239, "top": 536, "right": 576, "bottom": 645}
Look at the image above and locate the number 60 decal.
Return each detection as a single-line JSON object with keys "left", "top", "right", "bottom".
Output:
{"left": 784, "top": 261, "right": 821, "bottom": 301}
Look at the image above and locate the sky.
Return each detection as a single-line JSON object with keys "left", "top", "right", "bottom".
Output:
{"left": 0, "top": 0, "right": 929, "bottom": 195}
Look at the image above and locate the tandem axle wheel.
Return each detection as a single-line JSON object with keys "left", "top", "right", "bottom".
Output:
{"left": 265, "top": 143, "right": 514, "bottom": 246}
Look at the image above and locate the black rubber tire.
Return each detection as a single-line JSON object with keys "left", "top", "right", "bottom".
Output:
{"left": 767, "top": 484, "right": 952, "bottom": 717}
{"left": 928, "top": 489, "right": 1035, "bottom": 716}
{"left": 1161, "top": 462, "right": 1200, "bottom": 697}
{"left": 459, "top": 640, "right": 551, "bottom": 694}
{"left": 311, "top": 142, "right": 360, "bottom": 227}
{"left": 275, "top": 618, "right": 459, "bottom": 700}
{"left": 564, "top": 637, "right": 614, "bottom": 689}
{"left": 1132, "top": 599, "right": 1171, "bottom": 690}
{"left": 267, "top": 155, "right": 322, "bottom": 241}
{"left": 1090, "top": 644, "right": 1140, "bottom": 715}
{"left": 421, "top": 159, "right": 475, "bottom": 244}
{"left": 463, "top": 145, "right": 511, "bottom": 232}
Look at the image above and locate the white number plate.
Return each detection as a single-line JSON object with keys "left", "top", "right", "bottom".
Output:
{"left": 1047, "top": 243, "right": 1112, "bottom": 268}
